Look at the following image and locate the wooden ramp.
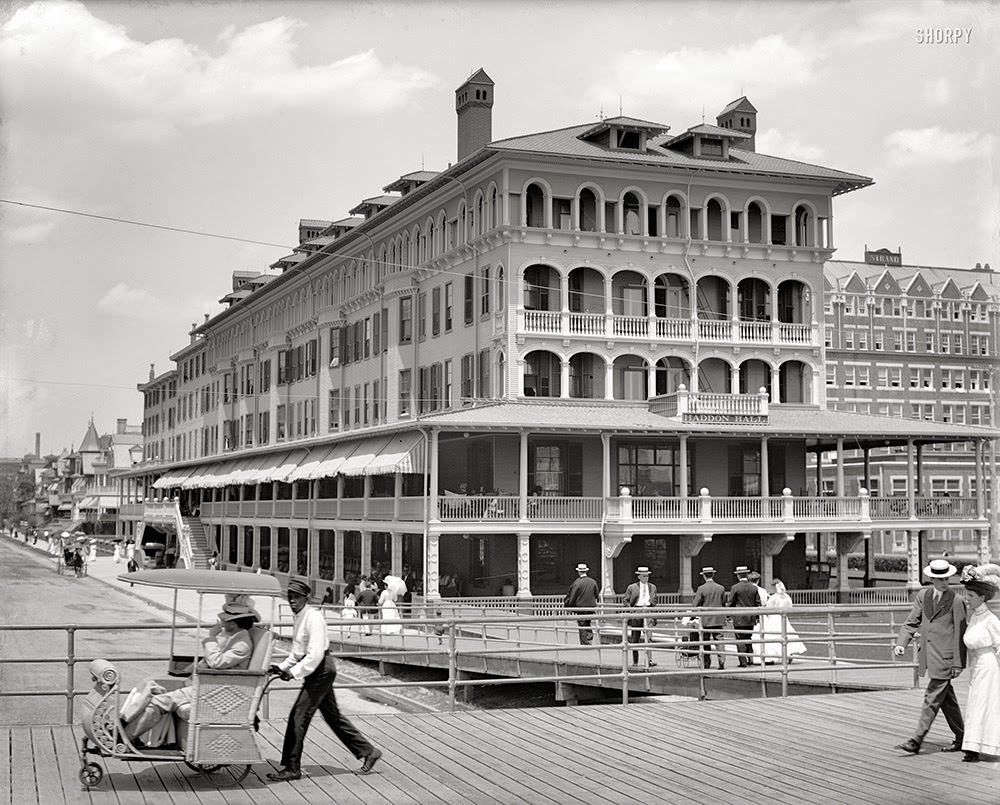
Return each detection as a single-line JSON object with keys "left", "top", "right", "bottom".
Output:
{"left": 3, "top": 690, "right": 997, "bottom": 805}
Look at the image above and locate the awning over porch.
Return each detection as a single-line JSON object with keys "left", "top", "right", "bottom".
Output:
{"left": 262, "top": 450, "right": 310, "bottom": 484}
{"left": 77, "top": 495, "right": 118, "bottom": 510}
{"left": 339, "top": 436, "right": 394, "bottom": 477}
{"left": 307, "top": 442, "right": 362, "bottom": 480}
{"left": 286, "top": 446, "right": 336, "bottom": 482}
{"left": 153, "top": 469, "right": 194, "bottom": 490}
{"left": 363, "top": 432, "right": 426, "bottom": 476}
{"left": 180, "top": 464, "right": 221, "bottom": 490}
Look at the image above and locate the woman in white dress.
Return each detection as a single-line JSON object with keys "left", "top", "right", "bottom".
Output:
{"left": 958, "top": 563, "right": 1000, "bottom": 763}
{"left": 379, "top": 584, "right": 402, "bottom": 635}
{"left": 753, "top": 579, "right": 807, "bottom": 664}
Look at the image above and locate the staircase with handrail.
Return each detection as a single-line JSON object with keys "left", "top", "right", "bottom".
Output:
{"left": 180, "top": 516, "right": 212, "bottom": 570}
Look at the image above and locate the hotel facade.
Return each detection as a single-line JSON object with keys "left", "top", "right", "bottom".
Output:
{"left": 115, "top": 70, "right": 997, "bottom": 599}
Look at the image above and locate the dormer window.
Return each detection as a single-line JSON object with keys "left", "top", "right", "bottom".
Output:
{"left": 617, "top": 129, "right": 641, "bottom": 150}
{"left": 701, "top": 137, "right": 723, "bottom": 157}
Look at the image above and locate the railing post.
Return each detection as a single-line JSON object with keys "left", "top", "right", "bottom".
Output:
{"left": 859, "top": 487, "right": 871, "bottom": 522}
{"left": 699, "top": 488, "right": 711, "bottom": 522}
{"left": 66, "top": 626, "right": 76, "bottom": 724}
{"left": 621, "top": 614, "right": 630, "bottom": 705}
{"left": 758, "top": 386, "right": 769, "bottom": 416}
{"left": 619, "top": 487, "right": 632, "bottom": 524}
{"left": 447, "top": 621, "right": 457, "bottom": 712}
{"left": 676, "top": 384, "right": 689, "bottom": 417}
{"left": 782, "top": 487, "right": 793, "bottom": 521}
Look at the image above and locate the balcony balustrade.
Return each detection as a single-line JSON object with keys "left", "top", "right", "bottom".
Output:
{"left": 520, "top": 309, "right": 818, "bottom": 347}
{"left": 136, "top": 492, "right": 983, "bottom": 529}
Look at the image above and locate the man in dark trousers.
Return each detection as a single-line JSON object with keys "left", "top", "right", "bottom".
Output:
{"left": 564, "top": 563, "right": 600, "bottom": 645}
{"left": 355, "top": 579, "right": 380, "bottom": 635}
{"left": 692, "top": 566, "right": 727, "bottom": 670}
{"left": 623, "top": 566, "right": 658, "bottom": 667}
{"left": 892, "top": 558, "right": 967, "bottom": 755}
{"left": 266, "top": 578, "right": 382, "bottom": 782}
{"left": 727, "top": 565, "right": 761, "bottom": 667}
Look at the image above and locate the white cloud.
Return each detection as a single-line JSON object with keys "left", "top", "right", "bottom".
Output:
{"left": 590, "top": 35, "right": 818, "bottom": 119}
{"left": 755, "top": 128, "right": 825, "bottom": 163}
{"left": 885, "top": 127, "right": 989, "bottom": 167}
{"left": 3, "top": 220, "right": 55, "bottom": 244}
{"left": 923, "top": 77, "right": 951, "bottom": 106}
{"left": 97, "top": 282, "right": 156, "bottom": 314}
{"left": 0, "top": 1, "right": 441, "bottom": 141}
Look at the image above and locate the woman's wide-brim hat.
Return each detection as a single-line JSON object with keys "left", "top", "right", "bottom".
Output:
{"left": 635, "top": 566, "right": 651, "bottom": 575}
{"left": 575, "top": 563, "right": 589, "bottom": 572}
{"left": 923, "top": 558, "right": 958, "bottom": 578}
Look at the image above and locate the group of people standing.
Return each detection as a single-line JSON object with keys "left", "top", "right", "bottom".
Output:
{"left": 694, "top": 565, "right": 807, "bottom": 669}
{"left": 894, "top": 559, "right": 1000, "bottom": 763}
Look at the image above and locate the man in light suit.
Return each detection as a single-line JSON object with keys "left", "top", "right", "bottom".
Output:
{"left": 692, "top": 566, "right": 727, "bottom": 670}
{"left": 727, "top": 565, "right": 761, "bottom": 667}
{"left": 893, "top": 558, "right": 967, "bottom": 755}
{"left": 623, "top": 566, "right": 658, "bottom": 667}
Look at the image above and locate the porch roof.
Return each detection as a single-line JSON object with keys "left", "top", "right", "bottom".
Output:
{"left": 417, "top": 401, "right": 997, "bottom": 449}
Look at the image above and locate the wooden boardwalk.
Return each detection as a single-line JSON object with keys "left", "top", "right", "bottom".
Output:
{"left": 3, "top": 689, "right": 997, "bottom": 805}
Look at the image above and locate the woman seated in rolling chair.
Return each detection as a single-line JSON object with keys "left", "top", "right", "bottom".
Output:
{"left": 121, "top": 602, "right": 258, "bottom": 748}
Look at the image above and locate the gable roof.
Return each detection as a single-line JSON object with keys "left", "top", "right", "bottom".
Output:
{"left": 664, "top": 123, "right": 752, "bottom": 147}
{"left": 462, "top": 67, "right": 493, "bottom": 86}
{"left": 719, "top": 96, "right": 758, "bottom": 115}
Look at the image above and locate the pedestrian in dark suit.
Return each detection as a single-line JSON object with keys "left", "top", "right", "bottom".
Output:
{"left": 623, "top": 566, "right": 658, "bottom": 667}
{"left": 266, "top": 578, "right": 382, "bottom": 782}
{"left": 727, "top": 566, "right": 761, "bottom": 667}
{"left": 355, "top": 581, "right": 380, "bottom": 635}
{"left": 564, "top": 563, "right": 601, "bottom": 644}
{"left": 692, "top": 566, "right": 727, "bottom": 669}
{"left": 893, "top": 558, "right": 967, "bottom": 755}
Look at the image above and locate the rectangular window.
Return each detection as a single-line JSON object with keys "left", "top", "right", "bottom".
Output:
{"left": 329, "top": 326, "right": 342, "bottom": 366}
{"left": 873, "top": 329, "right": 884, "bottom": 350}
{"left": 363, "top": 382, "right": 370, "bottom": 425}
{"left": 364, "top": 318, "right": 372, "bottom": 358}
{"left": 877, "top": 368, "right": 888, "bottom": 388}
{"left": 372, "top": 379, "right": 380, "bottom": 423}
{"left": 430, "top": 363, "right": 442, "bottom": 411}
{"left": 399, "top": 297, "right": 413, "bottom": 344}
{"left": 481, "top": 267, "right": 491, "bottom": 316}
{"left": 398, "top": 370, "right": 412, "bottom": 417}
{"left": 328, "top": 391, "right": 341, "bottom": 430}
{"left": 306, "top": 339, "right": 317, "bottom": 376}
{"left": 432, "top": 287, "right": 441, "bottom": 336}
{"left": 826, "top": 364, "right": 836, "bottom": 386}
{"left": 381, "top": 307, "right": 388, "bottom": 350}
{"left": 417, "top": 367, "right": 429, "bottom": 414}
{"left": 372, "top": 312, "right": 380, "bottom": 354}
{"left": 276, "top": 405, "right": 286, "bottom": 440}
{"left": 444, "top": 282, "right": 453, "bottom": 331}
{"left": 354, "top": 385, "right": 361, "bottom": 425}
{"left": 844, "top": 330, "right": 854, "bottom": 349}
{"left": 444, "top": 359, "right": 453, "bottom": 408}
{"left": 294, "top": 345, "right": 304, "bottom": 382}
{"left": 460, "top": 353, "right": 474, "bottom": 400}
{"left": 464, "top": 274, "right": 474, "bottom": 324}
{"left": 478, "top": 349, "right": 491, "bottom": 398}
{"left": 277, "top": 350, "right": 288, "bottom": 385}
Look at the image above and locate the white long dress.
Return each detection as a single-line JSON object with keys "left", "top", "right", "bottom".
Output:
{"left": 752, "top": 592, "right": 807, "bottom": 663}
{"left": 379, "top": 589, "right": 402, "bottom": 635}
{"left": 962, "top": 604, "right": 1000, "bottom": 756}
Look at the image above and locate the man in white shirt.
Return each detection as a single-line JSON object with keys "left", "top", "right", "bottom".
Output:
{"left": 623, "top": 566, "right": 658, "bottom": 667}
{"left": 266, "top": 578, "right": 382, "bottom": 782}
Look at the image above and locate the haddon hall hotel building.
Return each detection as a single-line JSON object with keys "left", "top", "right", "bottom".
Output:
{"left": 114, "top": 69, "right": 998, "bottom": 601}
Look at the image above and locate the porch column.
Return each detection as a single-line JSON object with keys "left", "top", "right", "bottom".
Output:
{"left": 905, "top": 528, "right": 921, "bottom": 591}
{"left": 393, "top": 472, "right": 403, "bottom": 521}
{"left": 516, "top": 531, "right": 532, "bottom": 598}
{"left": 833, "top": 532, "right": 866, "bottom": 602}
{"left": 391, "top": 531, "right": 403, "bottom": 576}
{"left": 604, "top": 359, "right": 614, "bottom": 400}
{"left": 333, "top": 528, "right": 344, "bottom": 585}
{"left": 678, "top": 535, "right": 712, "bottom": 599}
{"left": 360, "top": 529, "right": 372, "bottom": 575}
{"left": 814, "top": 449, "right": 822, "bottom": 496}
{"left": 915, "top": 443, "right": 924, "bottom": 498}
{"left": 862, "top": 447, "right": 871, "bottom": 491}
{"left": 425, "top": 532, "right": 440, "bottom": 599}
{"left": 519, "top": 431, "right": 529, "bottom": 522}
{"left": 679, "top": 435, "right": 689, "bottom": 503}
{"left": 560, "top": 273, "right": 570, "bottom": 335}
{"left": 601, "top": 434, "right": 611, "bottom": 502}
{"left": 336, "top": 476, "right": 344, "bottom": 520}
{"left": 906, "top": 439, "right": 916, "bottom": 519}
{"left": 604, "top": 278, "right": 614, "bottom": 338}
{"left": 974, "top": 439, "right": 985, "bottom": 519}
{"left": 429, "top": 429, "right": 440, "bottom": 521}
{"left": 760, "top": 436, "right": 770, "bottom": 498}
{"left": 560, "top": 359, "right": 570, "bottom": 399}
{"left": 362, "top": 475, "right": 372, "bottom": 520}
{"left": 835, "top": 438, "right": 845, "bottom": 496}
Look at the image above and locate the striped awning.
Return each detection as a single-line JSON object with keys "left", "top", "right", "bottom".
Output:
{"left": 180, "top": 464, "right": 221, "bottom": 490}
{"left": 230, "top": 455, "right": 275, "bottom": 486}
{"left": 309, "top": 441, "right": 363, "bottom": 480}
{"left": 286, "top": 446, "right": 335, "bottom": 482}
{"left": 338, "top": 436, "right": 394, "bottom": 477}
{"left": 153, "top": 468, "right": 194, "bottom": 489}
{"left": 363, "top": 432, "right": 427, "bottom": 476}
{"left": 78, "top": 495, "right": 119, "bottom": 510}
{"left": 259, "top": 450, "right": 309, "bottom": 484}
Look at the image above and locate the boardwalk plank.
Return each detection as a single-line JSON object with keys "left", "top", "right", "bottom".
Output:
{"left": 10, "top": 726, "right": 39, "bottom": 805}
{"left": 499, "top": 706, "right": 727, "bottom": 805}
{"left": 362, "top": 713, "right": 520, "bottom": 805}
{"left": 0, "top": 729, "right": 11, "bottom": 805}
{"left": 52, "top": 727, "right": 99, "bottom": 805}
{"left": 30, "top": 727, "right": 67, "bottom": 805}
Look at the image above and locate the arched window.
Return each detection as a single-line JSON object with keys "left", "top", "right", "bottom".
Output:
{"left": 579, "top": 188, "right": 598, "bottom": 232}
{"left": 525, "top": 183, "right": 545, "bottom": 227}
{"left": 623, "top": 192, "right": 642, "bottom": 235}
{"left": 665, "top": 195, "right": 683, "bottom": 238}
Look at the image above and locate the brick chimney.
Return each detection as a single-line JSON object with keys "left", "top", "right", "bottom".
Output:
{"left": 456, "top": 68, "right": 494, "bottom": 162}
{"left": 35, "top": 432, "right": 40, "bottom": 458}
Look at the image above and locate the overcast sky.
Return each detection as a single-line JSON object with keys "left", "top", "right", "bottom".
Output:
{"left": 0, "top": 0, "right": 996, "bottom": 457}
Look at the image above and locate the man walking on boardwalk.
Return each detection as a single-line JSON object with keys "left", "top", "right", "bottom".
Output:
{"left": 892, "top": 558, "right": 967, "bottom": 755}
{"left": 564, "top": 563, "right": 600, "bottom": 645}
{"left": 692, "top": 566, "right": 727, "bottom": 670}
{"left": 624, "top": 566, "right": 658, "bottom": 667}
{"left": 266, "top": 578, "right": 383, "bottom": 782}
{"left": 727, "top": 566, "right": 761, "bottom": 667}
